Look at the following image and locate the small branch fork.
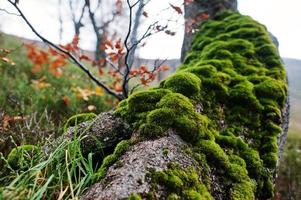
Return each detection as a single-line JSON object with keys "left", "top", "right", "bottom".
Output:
{"left": 6, "top": 0, "right": 124, "bottom": 100}
{"left": 122, "top": 0, "right": 167, "bottom": 98}
{"left": 0, "top": 7, "right": 20, "bottom": 16}
{"left": 4, "top": 0, "right": 169, "bottom": 100}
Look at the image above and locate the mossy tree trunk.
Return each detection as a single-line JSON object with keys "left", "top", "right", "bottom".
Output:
{"left": 181, "top": 0, "right": 238, "bottom": 61}
{"left": 74, "top": 1, "right": 289, "bottom": 199}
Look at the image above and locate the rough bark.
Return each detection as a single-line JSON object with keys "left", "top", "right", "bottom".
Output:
{"left": 81, "top": 132, "right": 200, "bottom": 200}
{"left": 181, "top": 0, "right": 237, "bottom": 61}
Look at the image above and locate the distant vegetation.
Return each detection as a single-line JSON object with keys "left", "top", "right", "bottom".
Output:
{"left": 275, "top": 58, "right": 301, "bottom": 199}
{"left": 0, "top": 33, "right": 114, "bottom": 158}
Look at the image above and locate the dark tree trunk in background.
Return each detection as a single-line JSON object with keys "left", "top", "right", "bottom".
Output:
{"left": 181, "top": 0, "right": 237, "bottom": 61}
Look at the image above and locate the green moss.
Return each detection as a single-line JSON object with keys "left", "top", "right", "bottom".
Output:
{"left": 7, "top": 145, "right": 41, "bottom": 170}
{"left": 167, "top": 193, "right": 180, "bottom": 200}
{"left": 227, "top": 163, "right": 249, "bottom": 182}
{"left": 94, "top": 140, "right": 130, "bottom": 181}
{"left": 127, "top": 89, "right": 171, "bottom": 113}
{"left": 114, "top": 11, "right": 287, "bottom": 200}
{"left": 139, "top": 123, "right": 165, "bottom": 139}
{"left": 147, "top": 108, "right": 176, "bottom": 127}
{"left": 264, "top": 122, "right": 283, "bottom": 136}
{"left": 114, "top": 99, "right": 129, "bottom": 117}
{"left": 148, "top": 163, "right": 213, "bottom": 200}
{"left": 230, "top": 181, "right": 256, "bottom": 200}
{"left": 163, "top": 148, "right": 170, "bottom": 156}
{"left": 261, "top": 136, "right": 278, "bottom": 152}
{"left": 256, "top": 44, "right": 278, "bottom": 57}
{"left": 240, "top": 149, "right": 263, "bottom": 177}
{"left": 198, "top": 140, "right": 229, "bottom": 167}
{"left": 127, "top": 193, "right": 142, "bottom": 200}
{"left": 163, "top": 72, "right": 201, "bottom": 97}
{"left": 182, "top": 65, "right": 217, "bottom": 79}
{"left": 262, "top": 152, "right": 278, "bottom": 168}
{"left": 174, "top": 116, "right": 201, "bottom": 142}
{"left": 229, "top": 155, "right": 246, "bottom": 168}
{"left": 263, "top": 105, "right": 282, "bottom": 123}
{"left": 157, "top": 93, "right": 195, "bottom": 115}
{"left": 63, "top": 112, "right": 97, "bottom": 132}
{"left": 229, "top": 80, "right": 263, "bottom": 111}
{"left": 254, "top": 78, "right": 286, "bottom": 106}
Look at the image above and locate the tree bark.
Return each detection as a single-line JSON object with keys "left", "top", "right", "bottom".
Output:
{"left": 181, "top": 0, "right": 237, "bottom": 61}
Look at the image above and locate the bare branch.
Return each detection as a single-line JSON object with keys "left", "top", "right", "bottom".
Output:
{"left": 0, "top": 7, "right": 20, "bottom": 16}
{"left": 122, "top": 0, "right": 135, "bottom": 98}
{"left": 69, "top": 0, "right": 87, "bottom": 35}
{"left": 58, "top": 0, "right": 63, "bottom": 42}
{"left": 7, "top": 0, "right": 123, "bottom": 100}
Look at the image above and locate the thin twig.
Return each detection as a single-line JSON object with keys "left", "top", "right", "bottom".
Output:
{"left": 122, "top": 0, "right": 135, "bottom": 98}
{"left": 0, "top": 7, "right": 20, "bottom": 16}
{"left": 7, "top": 0, "right": 123, "bottom": 100}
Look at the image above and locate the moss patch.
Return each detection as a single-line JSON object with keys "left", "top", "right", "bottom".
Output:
{"left": 114, "top": 11, "right": 287, "bottom": 200}
{"left": 94, "top": 140, "right": 131, "bottom": 181}
{"left": 147, "top": 163, "right": 213, "bottom": 200}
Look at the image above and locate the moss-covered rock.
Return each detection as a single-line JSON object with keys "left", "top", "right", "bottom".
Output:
{"left": 94, "top": 140, "right": 131, "bottom": 181}
{"left": 113, "top": 11, "right": 287, "bottom": 200}
{"left": 163, "top": 72, "right": 201, "bottom": 98}
{"left": 147, "top": 163, "right": 213, "bottom": 200}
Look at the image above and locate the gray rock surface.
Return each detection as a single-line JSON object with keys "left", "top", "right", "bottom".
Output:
{"left": 81, "top": 132, "right": 200, "bottom": 200}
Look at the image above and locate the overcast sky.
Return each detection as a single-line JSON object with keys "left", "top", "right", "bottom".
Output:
{"left": 0, "top": 0, "right": 300, "bottom": 60}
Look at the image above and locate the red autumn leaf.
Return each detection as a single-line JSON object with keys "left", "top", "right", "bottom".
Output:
{"left": 2, "top": 115, "right": 12, "bottom": 130}
{"left": 39, "top": 50, "right": 49, "bottom": 61}
{"left": 139, "top": 65, "right": 148, "bottom": 73}
{"left": 115, "top": 39, "right": 122, "bottom": 50}
{"left": 114, "top": 85, "right": 123, "bottom": 92}
{"left": 108, "top": 52, "right": 119, "bottom": 62}
{"left": 170, "top": 3, "right": 183, "bottom": 15}
{"left": 48, "top": 47, "right": 59, "bottom": 56}
{"left": 160, "top": 65, "right": 170, "bottom": 71}
{"left": 62, "top": 95, "right": 70, "bottom": 105}
{"left": 79, "top": 55, "right": 90, "bottom": 61}
{"left": 31, "top": 64, "right": 42, "bottom": 74}
{"left": 129, "top": 69, "right": 139, "bottom": 77}
{"left": 50, "top": 57, "right": 66, "bottom": 69}
{"left": 140, "top": 76, "right": 148, "bottom": 86}
{"left": 148, "top": 72, "right": 155, "bottom": 81}
{"left": 98, "top": 68, "right": 103, "bottom": 75}
{"left": 50, "top": 67, "right": 63, "bottom": 77}
{"left": 72, "top": 35, "right": 80, "bottom": 48}
{"left": 104, "top": 40, "right": 114, "bottom": 50}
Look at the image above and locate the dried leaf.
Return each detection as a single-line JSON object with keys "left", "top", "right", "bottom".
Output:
{"left": 170, "top": 3, "right": 183, "bottom": 15}
{"left": 87, "top": 105, "right": 97, "bottom": 111}
{"left": 62, "top": 96, "right": 70, "bottom": 105}
{"left": 143, "top": 11, "right": 148, "bottom": 18}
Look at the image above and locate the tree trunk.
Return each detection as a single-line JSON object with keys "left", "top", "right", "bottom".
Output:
{"left": 181, "top": 0, "right": 237, "bottom": 61}
{"left": 69, "top": 1, "right": 289, "bottom": 199}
